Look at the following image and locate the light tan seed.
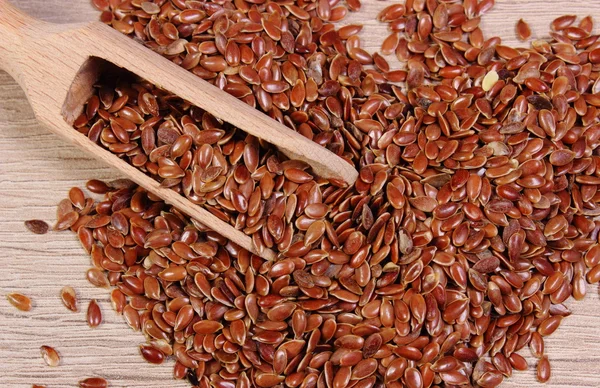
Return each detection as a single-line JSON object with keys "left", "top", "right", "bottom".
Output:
{"left": 40, "top": 346, "right": 60, "bottom": 367}
{"left": 6, "top": 293, "right": 31, "bottom": 311}
{"left": 482, "top": 70, "right": 499, "bottom": 92}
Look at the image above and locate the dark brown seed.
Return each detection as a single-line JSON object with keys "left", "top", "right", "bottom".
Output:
{"left": 140, "top": 344, "right": 165, "bottom": 364}
{"left": 25, "top": 220, "right": 49, "bottom": 234}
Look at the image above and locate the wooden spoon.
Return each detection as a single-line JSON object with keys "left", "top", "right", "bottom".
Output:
{"left": 0, "top": 0, "right": 359, "bottom": 260}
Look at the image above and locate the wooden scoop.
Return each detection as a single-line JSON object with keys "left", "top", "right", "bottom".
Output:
{"left": 0, "top": 0, "right": 359, "bottom": 260}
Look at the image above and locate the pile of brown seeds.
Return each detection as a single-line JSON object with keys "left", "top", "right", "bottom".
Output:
{"left": 73, "top": 71, "right": 327, "bottom": 257}
{"left": 52, "top": 0, "right": 600, "bottom": 386}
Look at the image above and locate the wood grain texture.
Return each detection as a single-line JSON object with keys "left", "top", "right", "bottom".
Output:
{"left": 0, "top": 0, "right": 599, "bottom": 387}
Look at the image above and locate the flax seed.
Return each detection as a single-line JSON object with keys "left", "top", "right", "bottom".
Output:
{"left": 78, "top": 377, "right": 108, "bottom": 388}
{"left": 40, "top": 346, "right": 60, "bottom": 367}
{"left": 24, "top": 220, "right": 49, "bottom": 235}
{"left": 60, "top": 286, "right": 78, "bottom": 312}
{"left": 87, "top": 299, "right": 102, "bottom": 328}
{"left": 516, "top": 19, "right": 532, "bottom": 40}
{"left": 6, "top": 293, "right": 31, "bottom": 311}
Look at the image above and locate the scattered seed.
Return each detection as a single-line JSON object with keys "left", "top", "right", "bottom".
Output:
{"left": 86, "top": 179, "right": 110, "bottom": 194}
{"left": 24, "top": 220, "right": 49, "bottom": 234}
{"left": 516, "top": 19, "right": 532, "bottom": 40}
{"left": 6, "top": 293, "right": 31, "bottom": 311}
{"left": 60, "top": 286, "right": 78, "bottom": 312}
{"left": 40, "top": 346, "right": 60, "bottom": 367}
{"left": 537, "top": 356, "right": 551, "bottom": 382}
{"left": 78, "top": 377, "right": 108, "bottom": 388}
{"left": 87, "top": 300, "right": 102, "bottom": 328}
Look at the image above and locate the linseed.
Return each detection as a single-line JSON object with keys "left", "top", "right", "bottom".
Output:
{"left": 24, "top": 220, "right": 49, "bottom": 235}
{"left": 60, "top": 286, "right": 78, "bottom": 312}
{"left": 6, "top": 293, "right": 31, "bottom": 312}
{"left": 86, "top": 299, "right": 102, "bottom": 328}
{"left": 516, "top": 19, "right": 532, "bottom": 41}
{"left": 78, "top": 377, "right": 108, "bottom": 388}
{"left": 40, "top": 346, "right": 60, "bottom": 367}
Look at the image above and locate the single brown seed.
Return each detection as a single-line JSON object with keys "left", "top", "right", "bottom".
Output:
{"left": 24, "top": 220, "right": 49, "bottom": 234}
{"left": 139, "top": 344, "right": 165, "bottom": 364}
{"left": 509, "top": 353, "right": 528, "bottom": 371}
{"left": 6, "top": 293, "right": 31, "bottom": 311}
{"left": 551, "top": 15, "right": 577, "bottom": 31}
{"left": 193, "top": 320, "right": 223, "bottom": 334}
{"left": 537, "top": 356, "right": 551, "bottom": 382}
{"left": 87, "top": 299, "right": 102, "bottom": 328}
{"left": 40, "top": 346, "right": 60, "bottom": 367}
{"left": 78, "top": 377, "right": 108, "bottom": 388}
{"left": 69, "top": 187, "right": 86, "bottom": 209}
{"left": 86, "top": 179, "right": 110, "bottom": 194}
{"left": 53, "top": 211, "right": 79, "bottom": 231}
{"left": 538, "top": 316, "right": 563, "bottom": 336}
{"left": 516, "top": 19, "right": 532, "bottom": 40}
{"left": 529, "top": 332, "right": 545, "bottom": 358}
{"left": 86, "top": 268, "right": 110, "bottom": 288}
{"left": 60, "top": 286, "right": 78, "bottom": 312}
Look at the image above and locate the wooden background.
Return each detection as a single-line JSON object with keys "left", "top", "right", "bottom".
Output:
{"left": 1, "top": 0, "right": 600, "bottom": 386}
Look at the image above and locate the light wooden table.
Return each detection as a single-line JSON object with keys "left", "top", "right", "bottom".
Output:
{"left": 1, "top": 1, "right": 599, "bottom": 387}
